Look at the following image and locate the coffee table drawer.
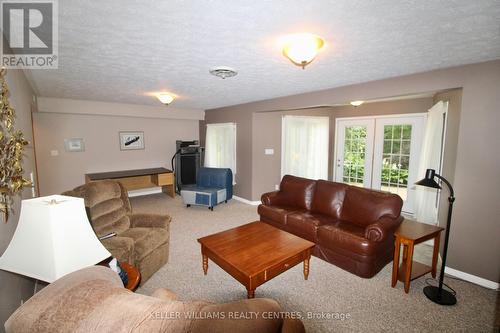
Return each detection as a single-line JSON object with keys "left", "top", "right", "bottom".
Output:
{"left": 264, "top": 252, "right": 305, "bottom": 281}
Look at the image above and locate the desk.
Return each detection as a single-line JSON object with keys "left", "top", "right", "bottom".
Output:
{"left": 391, "top": 220, "right": 444, "bottom": 293}
{"left": 85, "top": 167, "right": 175, "bottom": 198}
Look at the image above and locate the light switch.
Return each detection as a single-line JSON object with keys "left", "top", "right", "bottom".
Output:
{"left": 264, "top": 148, "right": 274, "bottom": 155}
{"left": 50, "top": 150, "right": 59, "bottom": 156}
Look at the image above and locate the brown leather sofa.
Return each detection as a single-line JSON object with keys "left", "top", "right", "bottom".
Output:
{"left": 258, "top": 175, "right": 403, "bottom": 278}
{"left": 63, "top": 180, "right": 170, "bottom": 284}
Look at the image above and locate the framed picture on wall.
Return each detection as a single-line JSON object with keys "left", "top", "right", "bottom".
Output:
{"left": 119, "top": 131, "right": 145, "bottom": 150}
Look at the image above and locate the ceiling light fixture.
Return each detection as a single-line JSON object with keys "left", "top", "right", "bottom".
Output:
{"left": 209, "top": 66, "right": 238, "bottom": 79}
{"left": 350, "top": 100, "right": 364, "bottom": 107}
{"left": 157, "top": 93, "right": 174, "bottom": 105}
{"left": 282, "top": 33, "right": 324, "bottom": 69}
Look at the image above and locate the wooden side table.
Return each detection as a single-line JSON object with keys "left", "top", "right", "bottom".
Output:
{"left": 391, "top": 220, "right": 444, "bottom": 293}
{"left": 120, "top": 262, "right": 141, "bottom": 291}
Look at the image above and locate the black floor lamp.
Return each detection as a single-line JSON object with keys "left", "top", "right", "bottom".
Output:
{"left": 415, "top": 169, "right": 457, "bottom": 306}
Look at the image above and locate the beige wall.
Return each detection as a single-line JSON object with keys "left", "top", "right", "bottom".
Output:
{"left": 251, "top": 98, "right": 434, "bottom": 200}
{"left": 203, "top": 59, "right": 500, "bottom": 283}
{"left": 33, "top": 110, "right": 200, "bottom": 195}
{"left": 0, "top": 68, "right": 38, "bottom": 330}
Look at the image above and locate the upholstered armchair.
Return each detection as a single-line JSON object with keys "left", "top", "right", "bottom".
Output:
{"left": 5, "top": 266, "right": 305, "bottom": 333}
{"left": 180, "top": 167, "right": 233, "bottom": 210}
{"left": 63, "top": 180, "right": 170, "bottom": 284}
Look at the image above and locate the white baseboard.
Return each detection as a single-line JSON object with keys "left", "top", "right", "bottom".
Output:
{"left": 127, "top": 187, "right": 163, "bottom": 197}
{"left": 444, "top": 266, "right": 499, "bottom": 290}
{"left": 233, "top": 195, "right": 260, "bottom": 206}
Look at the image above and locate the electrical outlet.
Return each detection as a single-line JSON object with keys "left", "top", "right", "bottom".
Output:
{"left": 20, "top": 299, "right": 24, "bottom": 306}
{"left": 50, "top": 150, "right": 59, "bottom": 156}
{"left": 275, "top": 184, "right": 279, "bottom": 190}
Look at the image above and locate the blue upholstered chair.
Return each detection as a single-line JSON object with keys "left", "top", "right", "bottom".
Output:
{"left": 180, "top": 167, "right": 233, "bottom": 210}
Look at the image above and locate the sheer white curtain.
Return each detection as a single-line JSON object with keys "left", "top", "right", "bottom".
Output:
{"left": 282, "top": 116, "right": 329, "bottom": 180}
{"left": 204, "top": 123, "right": 237, "bottom": 176}
{"left": 414, "top": 101, "right": 448, "bottom": 224}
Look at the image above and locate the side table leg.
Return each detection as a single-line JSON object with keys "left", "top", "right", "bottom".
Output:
{"left": 202, "top": 254, "right": 208, "bottom": 275}
{"left": 303, "top": 256, "right": 310, "bottom": 280}
{"left": 247, "top": 289, "right": 255, "bottom": 299}
{"left": 392, "top": 238, "right": 401, "bottom": 287}
{"left": 431, "top": 232, "right": 441, "bottom": 278}
{"left": 404, "top": 242, "right": 414, "bottom": 293}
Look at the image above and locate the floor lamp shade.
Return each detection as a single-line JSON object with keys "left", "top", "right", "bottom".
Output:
{"left": 0, "top": 195, "right": 111, "bottom": 283}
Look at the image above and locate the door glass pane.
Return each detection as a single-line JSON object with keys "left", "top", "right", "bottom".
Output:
{"left": 380, "top": 124, "right": 412, "bottom": 200}
{"left": 342, "top": 126, "right": 366, "bottom": 187}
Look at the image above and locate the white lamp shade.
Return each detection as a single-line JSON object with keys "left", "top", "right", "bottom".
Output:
{"left": 0, "top": 195, "right": 111, "bottom": 283}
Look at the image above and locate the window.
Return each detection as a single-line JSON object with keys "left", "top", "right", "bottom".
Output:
{"left": 204, "top": 123, "right": 237, "bottom": 176}
{"left": 335, "top": 115, "right": 425, "bottom": 213}
{"left": 282, "top": 116, "right": 329, "bottom": 180}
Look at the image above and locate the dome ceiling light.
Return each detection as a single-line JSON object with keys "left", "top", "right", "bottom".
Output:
{"left": 350, "top": 100, "right": 364, "bottom": 107}
{"left": 209, "top": 66, "right": 238, "bottom": 79}
{"left": 282, "top": 33, "right": 325, "bottom": 69}
{"left": 157, "top": 93, "right": 175, "bottom": 105}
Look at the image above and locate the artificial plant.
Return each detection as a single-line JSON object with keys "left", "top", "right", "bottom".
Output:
{"left": 0, "top": 68, "right": 31, "bottom": 222}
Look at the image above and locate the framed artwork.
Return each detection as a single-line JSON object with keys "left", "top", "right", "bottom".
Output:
{"left": 119, "top": 131, "right": 145, "bottom": 150}
{"left": 64, "top": 138, "right": 85, "bottom": 152}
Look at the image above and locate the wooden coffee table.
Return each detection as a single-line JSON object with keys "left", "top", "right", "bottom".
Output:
{"left": 197, "top": 221, "right": 315, "bottom": 298}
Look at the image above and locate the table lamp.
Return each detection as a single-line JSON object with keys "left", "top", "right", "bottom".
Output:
{"left": 415, "top": 169, "right": 457, "bottom": 305}
{"left": 0, "top": 195, "right": 111, "bottom": 283}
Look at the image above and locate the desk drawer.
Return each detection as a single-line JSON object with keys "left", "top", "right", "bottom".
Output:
{"left": 264, "top": 252, "right": 305, "bottom": 281}
{"left": 154, "top": 173, "right": 173, "bottom": 186}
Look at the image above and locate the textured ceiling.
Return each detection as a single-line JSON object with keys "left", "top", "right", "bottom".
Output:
{"left": 26, "top": 0, "right": 500, "bottom": 110}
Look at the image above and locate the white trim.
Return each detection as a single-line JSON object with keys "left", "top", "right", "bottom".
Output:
{"left": 444, "top": 266, "right": 499, "bottom": 290}
{"left": 127, "top": 188, "right": 163, "bottom": 197}
{"left": 233, "top": 195, "right": 260, "bottom": 206}
{"left": 334, "top": 113, "right": 427, "bottom": 122}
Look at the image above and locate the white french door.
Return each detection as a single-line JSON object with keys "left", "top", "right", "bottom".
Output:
{"left": 335, "top": 119, "right": 375, "bottom": 188}
{"left": 335, "top": 115, "right": 426, "bottom": 213}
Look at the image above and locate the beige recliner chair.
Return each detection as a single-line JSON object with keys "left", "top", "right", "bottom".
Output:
{"left": 63, "top": 180, "right": 170, "bottom": 284}
{"left": 5, "top": 266, "right": 305, "bottom": 333}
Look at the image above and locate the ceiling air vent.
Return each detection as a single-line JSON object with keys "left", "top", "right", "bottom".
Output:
{"left": 209, "top": 66, "right": 237, "bottom": 79}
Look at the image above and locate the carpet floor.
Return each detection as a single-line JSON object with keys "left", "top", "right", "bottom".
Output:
{"left": 132, "top": 194, "right": 499, "bottom": 332}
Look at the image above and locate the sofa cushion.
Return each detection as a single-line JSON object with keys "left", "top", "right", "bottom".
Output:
{"left": 278, "top": 175, "right": 317, "bottom": 210}
{"left": 287, "top": 212, "right": 334, "bottom": 242}
{"left": 340, "top": 186, "right": 403, "bottom": 227}
{"left": 317, "top": 222, "right": 381, "bottom": 256}
{"left": 120, "top": 227, "right": 169, "bottom": 262}
{"left": 310, "top": 180, "right": 348, "bottom": 219}
{"left": 257, "top": 204, "right": 301, "bottom": 225}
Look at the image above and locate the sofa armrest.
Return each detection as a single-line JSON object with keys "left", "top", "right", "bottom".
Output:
{"left": 130, "top": 213, "right": 171, "bottom": 229}
{"left": 261, "top": 191, "right": 283, "bottom": 206}
{"left": 364, "top": 215, "right": 404, "bottom": 242}
{"left": 151, "top": 288, "right": 178, "bottom": 302}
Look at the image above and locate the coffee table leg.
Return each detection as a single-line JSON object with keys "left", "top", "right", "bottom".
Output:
{"left": 247, "top": 289, "right": 255, "bottom": 299}
{"left": 303, "top": 256, "right": 310, "bottom": 280}
{"left": 202, "top": 254, "right": 208, "bottom": 275}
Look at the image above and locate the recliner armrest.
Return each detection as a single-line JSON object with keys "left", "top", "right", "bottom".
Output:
{"left": 130, "top": 213, "right": 171, "bottom": 229}
{"left": 364, "top": 215, "right": 404, "bottom": 242}
{"left": 261, "top": 191, "right": 283, "bottom": 206}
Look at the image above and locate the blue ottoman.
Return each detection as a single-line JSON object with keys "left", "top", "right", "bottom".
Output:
{"left": 180, "top": 167, "right": 233, "bottom": 211}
